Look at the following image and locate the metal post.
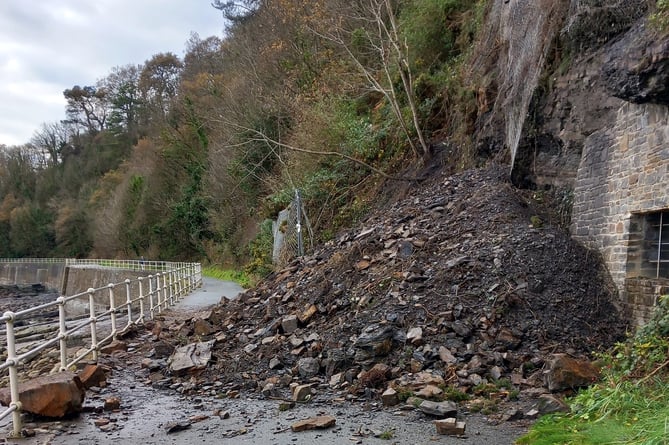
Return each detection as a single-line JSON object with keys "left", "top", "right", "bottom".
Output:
{"left": 124, "top": 279, "right": 132, "bottom": 328}
{"left": 108, "top": 284, "right": 117, "bottom": 339}
{"left": 4, "top": 312, "right": 23, "bottom": 438}
{"left": 657, "top": 212, "right": 664, "bottom": 279}
{"left": 177, "top": 266, "right": 184, "bottom": 298}
{"left": 156, "top": 273, "right": 163, "bottom": 313}
{"left": 295, "top": 189, "right": 304, "bottom": 257}
{"left": 148, "top": 275, "right": 155, "bottom": 319}
{"left": 57, "top": 296, "right": 68, "bottom": 371}
{"left": 88, "top": 289, "right": 98, "bottom": 362}
{"left": 138, "top": 277, "right": 145, "bottom": 323}
{"left": 168, "top": 271, "right": 174, "bottom": 305}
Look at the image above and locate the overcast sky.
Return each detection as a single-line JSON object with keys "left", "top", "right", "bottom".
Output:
{"left": 0, "top": 1, "right": 223, "bottom": 146}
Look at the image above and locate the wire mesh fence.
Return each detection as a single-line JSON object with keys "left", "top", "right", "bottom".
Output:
{"left": 563, "top": 0, "right": 651, "bottom": 50}
{"left": 272, "top": 190, "right": 313, "bottom": 267}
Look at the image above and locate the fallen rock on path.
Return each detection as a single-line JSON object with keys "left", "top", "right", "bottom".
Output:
{"left": 0, "top": 371, "right": 85, "bottom": 418}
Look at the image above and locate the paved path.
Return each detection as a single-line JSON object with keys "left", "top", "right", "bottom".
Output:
{"left": 175, "top": 277, "right": 244, "bottom": 309}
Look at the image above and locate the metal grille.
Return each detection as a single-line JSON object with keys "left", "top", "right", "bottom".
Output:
{"left": 645, "top": 211, "right": 669, "bottom": 279}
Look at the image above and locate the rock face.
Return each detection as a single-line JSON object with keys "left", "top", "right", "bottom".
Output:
{"left": 602, "top": 22, "right": 669, "bottom": 105}
{"left": 0, "top": 371, "right": 85, "bottom": 417}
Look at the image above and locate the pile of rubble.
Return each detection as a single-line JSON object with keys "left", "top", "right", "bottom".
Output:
{"left": 140, "top": 166, "right": 626, "bottom": 410}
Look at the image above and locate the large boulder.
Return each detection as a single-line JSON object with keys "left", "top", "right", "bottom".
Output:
{"left": 543, "top": 353, "right": 600, "bottom": 392}
{"left": 0, "top": 371, "right": 86, "bottom": 417}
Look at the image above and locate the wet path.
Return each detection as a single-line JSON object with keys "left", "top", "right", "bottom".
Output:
{"left": 176, "top": 276, "right": 245, "bottom": 308}
{"left": 0, "top": 278, "right": 529, "bottom": 444}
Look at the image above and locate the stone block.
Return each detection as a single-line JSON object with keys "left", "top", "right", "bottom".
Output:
{"left": 281, "top": 314, "right": 298, "bottom": 333}
{"left": 434, "top": 418, "right": 466, "bottom": 436}
{"left": 291, "top": 415, "right": 336, "bottom": 432}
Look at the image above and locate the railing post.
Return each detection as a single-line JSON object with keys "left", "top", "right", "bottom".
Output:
{"left": 124, "top": 279, "right": 132, "bottom": 329}
{"left": 88, "top": 288, "right": 98, "bottom": 362}
{"left": 189, "top": 263, "right": 195, "bottom": 293}
{"left": 57, "top": 296, "right": 68, "bottom": 371}
{"left": 4, "top": 311, "right": 23, "bottom": 438}
{"left": 138, "top": 277, "right": 145, "bottom": 323}
{"left": 156, "top": 273, "right": 163, "bottom": 313}
{"left": 168, "top": 271, "right": 174, "bottom": 306}
{"left": 177, "top": 266, "right": 184, "bottom": 298}
{"left": 148, "top": 275, "right": 155, "bottom": 318}
{"left": 108, "top": 284, "right": 117, "bottom": 340}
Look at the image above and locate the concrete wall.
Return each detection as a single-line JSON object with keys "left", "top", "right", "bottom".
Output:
{"left": 0, "top": 262, "right": 65, "bottom": 291}
{"left": 0, "top": 261, "right": 158, "bottom": 315}
{"left": 571, "top": 102, "right": 669, "bottom": 323}
{"left": 61, "top": 266, "right": 157, "bottom": 315}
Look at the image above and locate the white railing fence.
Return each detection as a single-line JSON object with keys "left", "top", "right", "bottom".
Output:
{"left": 0, "top": 260, "right": 202, "bottom": 438}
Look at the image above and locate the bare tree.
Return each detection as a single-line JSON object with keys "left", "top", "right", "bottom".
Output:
{"left": 311, "top": 0, "right": 429, "bottom": 159}
{"left": 29, "top": 122, "right": 70, "bottom": 167}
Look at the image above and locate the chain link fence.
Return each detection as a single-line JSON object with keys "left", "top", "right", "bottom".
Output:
{"left": 272, "top": 190, "right": 313, "bottom": 267}
{"left": 474, "top": 0, "right": 567, "bottom": 169}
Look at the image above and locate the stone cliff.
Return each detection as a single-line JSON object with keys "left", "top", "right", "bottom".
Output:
{"left": 477, "top": 0, "right": 669, "bottom": 323}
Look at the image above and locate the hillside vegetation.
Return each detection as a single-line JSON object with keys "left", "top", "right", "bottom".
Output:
{"left": 0, "top": 0, "right": 487, "bottom": 271}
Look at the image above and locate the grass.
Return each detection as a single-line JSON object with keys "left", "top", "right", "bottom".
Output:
{"left": 517, "top": 295, "right": 669, "bottom": 445}
{"left": 201, "top": 265, "right": 254, "bottom": 288}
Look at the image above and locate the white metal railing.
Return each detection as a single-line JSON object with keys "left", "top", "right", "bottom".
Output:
{"left": 0, "top": 258, "right": 66, "bottom": 264}
{"left": 0, "top": 260, "right": 202, "bottom": 437}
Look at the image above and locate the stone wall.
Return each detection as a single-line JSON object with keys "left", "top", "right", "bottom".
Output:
{"left": 625, "top": 277, "right": 669, "bottom": 327}
{"left": 571, "top": 102, "right": 669, "bottom": 323}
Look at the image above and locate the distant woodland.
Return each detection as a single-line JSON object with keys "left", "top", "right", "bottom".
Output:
{"left": 0, "top": 0, "right": 488, "bottom": 273}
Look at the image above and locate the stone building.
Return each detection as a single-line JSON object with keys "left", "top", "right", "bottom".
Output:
{"left": 571, "top": 103, "right": 669, "bottom": 325}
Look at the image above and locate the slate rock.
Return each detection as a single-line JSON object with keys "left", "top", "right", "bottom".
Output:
{"left": 418, "top": 399, "right": 457, "bottom": 418}
{"left": 290, "top": 415, "right": 336, "bottom": 432}
{"left": 543, "top": 353, "right": 600, "bottom": 391}
{"left": 168, "top": 340, "right": 215, "bottom": 375}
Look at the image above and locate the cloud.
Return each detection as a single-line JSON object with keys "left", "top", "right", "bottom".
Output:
{"left": 0, "top": 1, "right": 222, "bottom": 146}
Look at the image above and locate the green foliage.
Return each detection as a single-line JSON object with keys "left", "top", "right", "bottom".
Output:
{"left": 0, "top": 220, "right": 10, "bottom": 257}
{"left": 244, "top": 219, "right": 274, "bottom": 278}
{"left": 378, "top": 430, "right": 394, "bottom": 440}
{"left": 519, "top": 296, "right": 669, "bottom": 445}
{"left": 651, "top": 0, "right": 669, "bottom": 30}
{"left": 400, "top": 0, "right": 463, "bottom": 70}
{"left": 9, "top": 205, "right": 56, "bottom": 257}
{"left": 228, "top": 114, "right": 286, "bottom": 201}
{"left": 54, "top": 205, "right": 93, "bottom": 257}
{"left": 201, "top": 265, "right": 252, "bottom": 288}
{"left": 441, "top": 386, "right": 470, "bottom": 403}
